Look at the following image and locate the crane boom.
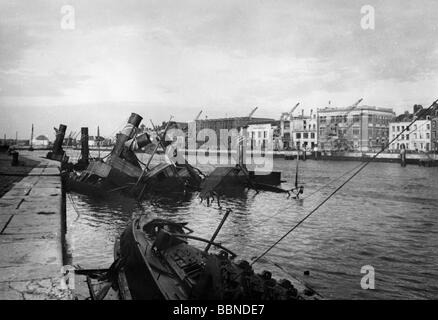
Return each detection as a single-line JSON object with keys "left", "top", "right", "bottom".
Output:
{"left": 289, "top": 102, "right": 300, "bottom": 116}
{"left": 280, "top": 103, "right": 300, "bottom": 121}
{"left": 194, "top": 110, "right": 203, "bottom": 121}
{"left": 325, "top": 98, "right": 363, "bottom": 141}
{"left": 248, "top": 107, "right": 258, "bottom": 119}
{"left": 330, "top": 98, "right": 364, "bottom": 150}
{"left": 350, "top": 98, "right": 363, "bottom": 109}
{"left": 344, "top": 98, "right": 363, "bottom": 116}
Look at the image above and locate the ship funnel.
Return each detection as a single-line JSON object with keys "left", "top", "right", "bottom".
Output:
{"left": 112, "top": 113, "right": 143, "bottom": 157}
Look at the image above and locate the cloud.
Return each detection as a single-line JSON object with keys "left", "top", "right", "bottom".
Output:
{"left": 0, "top": 0, "right": 437, "bottom": 138}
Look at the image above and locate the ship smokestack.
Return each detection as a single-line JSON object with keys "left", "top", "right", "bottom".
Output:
{"left": 112, "top": 113, "right": 143, "bottom": 157}
{"left": 53, "top": 124, "right": 67, "bottom": 155}
{"left": 124, "top": 132, "right": 151, "bottom": 151}
{"left": 80, "top": 127, "right": 89, "bottom": 165}
{"left": 47, "top": 124, "right": 68, "bottom": 162}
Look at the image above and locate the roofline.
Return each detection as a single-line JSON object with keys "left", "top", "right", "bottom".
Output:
{"left": 195, "top": 117, "right": 275, "bottom": 122}
{"left": 317, "top": 106, "right": 395, "bottom": 114}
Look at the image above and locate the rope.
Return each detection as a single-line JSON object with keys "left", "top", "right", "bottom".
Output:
{"left": 301, "top": 163, "right": 363, "bottom": 200}
{"left": 251, "top": 99, "right": 438, "bottom": 265}
{"left": 67, "top": 192, "right": 82, "bottom": 220}
{"left": 254, "top": 158, "right": 366, "bottom": 227}
{"left": 99, "top": 152, "right": 111, "bottom": 160}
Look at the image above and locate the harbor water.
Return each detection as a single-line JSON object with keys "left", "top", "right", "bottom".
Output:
{"left": 61, "top": 149, "right": 438, "bottom": 299}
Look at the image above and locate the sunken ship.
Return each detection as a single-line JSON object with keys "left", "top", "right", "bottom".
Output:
{"left": 65, "top": 113, "right": 203, "bottom": 199}
{"left": 110, "top": 213, "right": 321, "bottom": 300}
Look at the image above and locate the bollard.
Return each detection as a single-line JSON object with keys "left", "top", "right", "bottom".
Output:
{"left": 11, "top": 151, "right": 19, "bottom": 166}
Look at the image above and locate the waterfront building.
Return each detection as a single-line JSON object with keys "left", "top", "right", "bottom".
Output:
{"left": 88, "top": 136, "right": 98, "bottom": 147}
{"left": 32, "top": 135, "right": 49, "bottom": 147}
{"left": 432, "top": 117, "right": 438, "bottom": 151}
{"left": 389, "top": 120, "right": 431, "bottom": 152}
{"left": 188, "top": 116, "right": 275, "bottom": 150}
{"left": 246, "top": 121, "right": 280, "bottom": 151}
{"left": 388, "top": 104, "right": 438, "bottom": 152}
{"left": 317, "top": 105, "right": 395, "bottom": 152}
{"left": 280, "top": 109, "right": 318, "bottom": 150}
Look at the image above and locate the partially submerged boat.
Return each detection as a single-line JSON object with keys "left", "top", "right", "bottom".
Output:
{"left": 64, "top": 113, "right": 203, "bottom": 199}
{"left": 112, "top": 214, "right": 321, "bottom": 300}
{"left": 198, "top": 150, "right": 303, "bottom": 203}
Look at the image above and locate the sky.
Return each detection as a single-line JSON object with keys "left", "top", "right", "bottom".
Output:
{"left": 1, "top": 0, "right": 437, "bottom": 139}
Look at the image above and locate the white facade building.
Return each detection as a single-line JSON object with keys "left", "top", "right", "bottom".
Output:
{"left": 247, "top": 123, "right": 276, "bottom": 151}
{"left": 389, "top": 119, "right": 431, "bottom": 152}
{"left": 88, "top": 136, "right": 97, "bottom": 147}
{"left": 281, "top": 111, "right": 318, "bottom": 150}
{"left": 32, "top": 135, "right": 49, "bottom": 147}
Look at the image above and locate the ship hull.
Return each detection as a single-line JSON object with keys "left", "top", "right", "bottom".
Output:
{"left": 117, "top": 223, "right": 165, "bottom": 300}
{"left": 115, "top": 217, "right": 322, "bottom": 300}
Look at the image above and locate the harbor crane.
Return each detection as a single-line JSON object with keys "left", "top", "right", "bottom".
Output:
{"left": 248, "top": 107, "right": 258, "bottom": 119}
{"left": 194, "top": 110, "right": 203, "bottom": 121}
{"left": 281, "top": 102, "right": 300, "bottom": 121}
{"left": 289, "top": 102, "right": 300, "bottom": 119}
{"left": 65, "top": 131, "right": 74, "bottom": 147}
{"left": 327, "top": 98, "right": 363, "bottom": 135}
{"left": 327, "top": 98, "right": 364, "bottom": 151}
{"left": 345, "top": 98, "right": 363, "bottom": 116}
{"left": 338, "top": 98, "right": 363, "bottom": 131}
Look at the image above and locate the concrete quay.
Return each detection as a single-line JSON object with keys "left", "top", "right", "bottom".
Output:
{"left": 0, "top": 151, "right": 72, "bottom": 300}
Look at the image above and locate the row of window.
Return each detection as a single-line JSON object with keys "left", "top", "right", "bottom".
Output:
{"left": 319, "top": 115, "right": 391, "bottom": 124}
{"left": 318, "top": 128, "right": 388, "bottom": 136}
{"left": 392, "top": 133, "right": 431, "bottom": 140}
{"left": 392, "top": 124, "right": 431, "bottom": 132}
{"left": 251, "top": 131, "right": 268, "bottom": 139}
{"left": 295, "top": 132, "right": 316, "bottom": 139}
{"left": 283, "top": 122, "right": 317, "bottom": 130}
{"left": 393, "top": 142, "right": 430, "bottom": 151}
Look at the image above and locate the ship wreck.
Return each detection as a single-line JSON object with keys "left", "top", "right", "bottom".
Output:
{"left": 65, "top": 112, "right": 300, "bottom": 202}
{"left": 198, "top": 136, "right": 302, "bottom": 204}
{"left": 83, "top": 211, "right": 321, "bottom": 300}
{"left": 64, "top": 113, "right": 203, "bottom": 199}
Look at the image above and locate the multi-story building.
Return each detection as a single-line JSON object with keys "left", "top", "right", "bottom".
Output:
{"left": 389, "top": 120, "right": 431, "bottom": 152}
{"left": 388, "top": 121, "right": 411, "bottom": 151}
{"left": 432, "top": 117, "right": 438, "bottom": 151}
{"left": 317, "top": 105, "right": 395, "bottom": 152}
{"left": 247, "top": 121, "right": 279, "bottom": 151}
{"left": 388, "top": 104, "right": 438, "bottom": 152}
{"left": 280, "top": 109, "right": 318, "bottom": 150}
{"left": 188, "top": 116, "right": 275, "bottom": 150}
